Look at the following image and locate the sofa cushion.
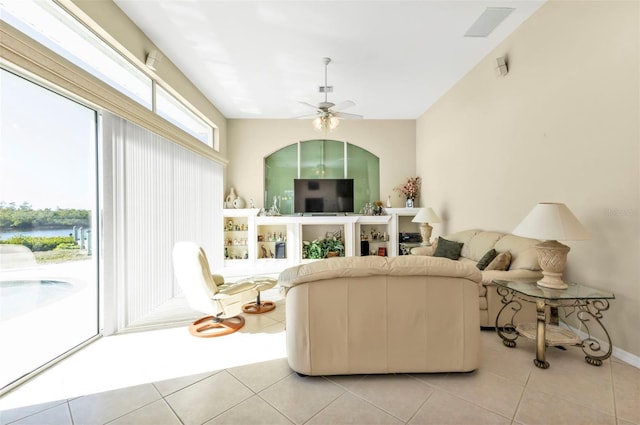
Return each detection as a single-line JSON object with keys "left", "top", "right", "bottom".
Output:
{"left": 476, "top": 249, "right": 498, "bottom": 270}
{"left": 485, "top": 252, "right": 512, "bottom": 271}
{"left": 494, "top": 234, "right": 541, "bottom": 271}
{"left": 463, "top": 232, "right": 504, "bottom": 262}
{"left": 278, "top": 255, "right": 482, "bottom": 288}
{"left": 433, "top": 237, "right": 464, "bottom": 260}
{"left": 443, "top": 229, "right": 482, "bottom": 247}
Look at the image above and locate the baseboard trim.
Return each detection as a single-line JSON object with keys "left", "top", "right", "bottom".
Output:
{"left": 561, "top": 323, "right": 640, "bottom": 368}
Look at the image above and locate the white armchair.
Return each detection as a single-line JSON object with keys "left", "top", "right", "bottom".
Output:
{"left": 172, "top": 241, "right": 258, "bottom": 337}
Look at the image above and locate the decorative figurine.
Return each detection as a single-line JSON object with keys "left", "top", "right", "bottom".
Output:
{"left": 268, "top": 195, "right": 280, "bottom": 216}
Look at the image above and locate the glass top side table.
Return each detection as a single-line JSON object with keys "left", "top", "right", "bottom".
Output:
{"left": 493, "top": 279, "right": 615, "bottom": 369}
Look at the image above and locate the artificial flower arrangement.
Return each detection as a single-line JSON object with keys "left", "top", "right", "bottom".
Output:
{"left": 394, "top": 176, "right": 421, "bottom": 201}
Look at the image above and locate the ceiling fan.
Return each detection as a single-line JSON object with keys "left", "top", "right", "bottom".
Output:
{"left": 298, "top": 57, "right": 363, "bottom": 130}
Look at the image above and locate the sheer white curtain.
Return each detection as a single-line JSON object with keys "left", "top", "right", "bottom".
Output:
{"left": 101, "top": 112, "right": 223, "bottom": 333}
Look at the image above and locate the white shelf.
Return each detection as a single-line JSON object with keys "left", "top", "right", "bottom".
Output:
{"left": 219, "top": 210, "right": 421, "bottom": 273}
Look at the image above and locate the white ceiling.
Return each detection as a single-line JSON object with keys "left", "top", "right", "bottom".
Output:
{"left": 114, "top": 0, "right": 546, "bottom": 120}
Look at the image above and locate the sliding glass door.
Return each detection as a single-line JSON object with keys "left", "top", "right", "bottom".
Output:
{"left": 0, "top": 69, "right": 99, "bottom": 392}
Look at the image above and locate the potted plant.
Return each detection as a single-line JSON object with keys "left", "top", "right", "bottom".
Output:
{"left": 302, "top": 239, "right": 324, "bottom": 259}
{"left": 302, "top": 237, "right": 345, "bottom": 259}
{"left": 322, "top": 237, "right": 345, "bottom": 258}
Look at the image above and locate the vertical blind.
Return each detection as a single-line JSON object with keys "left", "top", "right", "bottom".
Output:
{"left": 102, "top": 112, "right": 222, "bottom": 332}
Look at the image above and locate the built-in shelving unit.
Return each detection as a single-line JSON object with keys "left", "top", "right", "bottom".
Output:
{"left": 219, "top": 208, "right": 419, "bottom": 275}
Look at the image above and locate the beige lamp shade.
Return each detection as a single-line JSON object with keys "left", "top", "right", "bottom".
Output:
{"left": 513, "top": 203, "right": 590, "bottom": 290}
{"left": 411, "top": 208, "right": 441, "bottom": 224}
{"left": 513, "top": 203, "right": 590, "bottom": 241}
{"left": 412, "top": 208, "right": 441, "bottom": 246}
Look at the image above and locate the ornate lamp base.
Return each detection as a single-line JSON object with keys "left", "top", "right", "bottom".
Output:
{"left": 419, "top": 223, "right": 433, "bottom": 246}
{"left": 535, "top": 240, "right": 570, "bottom": 289}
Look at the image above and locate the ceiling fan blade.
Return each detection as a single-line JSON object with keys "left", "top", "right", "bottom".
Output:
{"left": 331, "top": 100, "right": 355, "bottom": 112}
{"left": 334, "top": 112, "right": 363, "bottom": 120}
{"left": 293, "top": 113, "right": 320, "bottom": 119}
{"left": 298, "top": 101, "right": 320, "bottom": 110}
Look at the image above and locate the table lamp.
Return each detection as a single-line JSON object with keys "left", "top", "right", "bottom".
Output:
{"left": 411, "top": 208, "right": 441, "bottom": 246}
{"left": 512, "top": 202, "right": 591, "bottom": 289}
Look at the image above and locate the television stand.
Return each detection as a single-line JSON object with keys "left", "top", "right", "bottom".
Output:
{"left": 304, "top": 212, "right": 345, "bottom": 216}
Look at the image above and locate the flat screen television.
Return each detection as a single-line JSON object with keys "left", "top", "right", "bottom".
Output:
{"left": 294, "top": 178, "right": 354, "bottom": 214}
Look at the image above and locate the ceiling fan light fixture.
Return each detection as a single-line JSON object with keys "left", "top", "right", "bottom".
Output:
{"left": 312, "top": 114, "right": 340, "bottom": 131}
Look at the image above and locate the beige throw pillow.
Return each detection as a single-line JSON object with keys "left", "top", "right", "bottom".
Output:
{"left": 484, "top": 251, "right": 512, "bottom": 271}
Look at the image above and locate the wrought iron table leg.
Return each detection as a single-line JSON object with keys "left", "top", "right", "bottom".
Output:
{"left": 495, "top": 286, "right": 521, "bottom": 348}
{"left": 576, "top": 299, "right": 612, "bottom": 366}
{"left": 534, "top": 299, "right": 550, "bottom": 369}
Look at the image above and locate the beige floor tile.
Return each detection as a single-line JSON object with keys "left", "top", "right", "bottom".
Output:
{"left": 306, "top": 392, "right": 403, "bottom": 425}
{"left": 617, "top": 419, "right": 638, "bottom": 425}
{"left": 165, "top": 370, "right": 253, "bottom": 425}
{"left": 259, "top": 374, "right": 345, "bottom": 424}
{"left": 408, "top": 390, "right": 511, "bottom": 425}
{"left": 241, "top": 313, "right": 281, "bottom": 332}
{"left": 7, "top": 402, "right": 72, "bottom": 425}
{"left": 107, "top": 399, "right": 181, "bottom": 425}
{"left": 204, "top": 395, "right": 294, "bottom": 425}
{"left": 516, "top": 387, "right": 616, "bottom": 425}
{"left": 227, "top": 357, "right": 293, "bottom": 393}
{"left": 480, "top": 329, "right": 517, "bottom": 350}
{"left": 333, "top": 374, "right": 434, "bottom": 421}
{"left": 612, "top": 360, "right": 640, "bottom": 424}
{"left": 480, "top": 343, "right": 534, "bottom": 384}
{"left": 417, "top": 368, "right": 525, "bottom": 418}
{"left": 0, "top": 399, "right": 67, "bottom": 424}
{"left": 256, "top": 321, "right": 286, "bottom": 334}
{"left": 483, "top": 330, "right": 544, "bottom": 366}
{"left": 68, "top": 383, "right": 161, "bottom": 424}
{"left": 267, "top": 308, "right": 286, "bottom": 323}
{"left": 256, "top": 299, "right": 286, "bottom": 323}
{"left": 153, "top": 370, "right": 217, "bottom": 396}
{"left": 324, "top": 374, "right": 367, "bottom": 389}
{"left": 407, "top": 372, "right": 450, "bottom": 388}
{"left": 527, "top": 349, "right": 615, "bottom": 416}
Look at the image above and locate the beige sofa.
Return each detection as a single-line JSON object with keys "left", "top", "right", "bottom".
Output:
{"left": 411, "top": 229, "right": 543, "bottom": 327}
{"left": 278, "top": 255, "right": 482, "bottom": 376}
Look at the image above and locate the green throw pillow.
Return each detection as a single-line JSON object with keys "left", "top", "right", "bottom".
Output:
{"left": 433, "top": 237, "right": 464, "bottom": 260}
{"left": 476, "top": 249, "right": 498, "bottom": 270}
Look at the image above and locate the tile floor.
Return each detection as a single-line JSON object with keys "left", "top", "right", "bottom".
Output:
{"left": 1, "top": 294, "right": 639, "bottom": 425}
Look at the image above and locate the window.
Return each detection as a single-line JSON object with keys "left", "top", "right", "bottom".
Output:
{"left": 156, "top": 85, "right": 213, "bottom": 147}
{"left": 1, "top": 0, "right": 152, "bottom": 108}
{"left": 1, "top": 0, "right": 216, "bottom": 148}
{"left": 0, "top": 68, "right": 100, "bottom": 393}
{"left": 264, "top": 140, "right": 380, "bottom": 215}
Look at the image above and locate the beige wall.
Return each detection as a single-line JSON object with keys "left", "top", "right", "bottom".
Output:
{"left": 416, "top": 0, "right": 639, "bottom": 357}
{"left": 226, "top": 119, "right": 416, "bottom": 210}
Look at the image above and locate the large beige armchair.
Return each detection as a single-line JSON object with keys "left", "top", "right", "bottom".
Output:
{"left": 279, "top": 255, "right": 482, "bottom": 376}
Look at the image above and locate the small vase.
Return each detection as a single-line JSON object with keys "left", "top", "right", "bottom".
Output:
{"left": 406, "top": 198, "right": 414, "bottom": 208}
{"left": 232, "top": 197, "right": 246, "bottom": 209}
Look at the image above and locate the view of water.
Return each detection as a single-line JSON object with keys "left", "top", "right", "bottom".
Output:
{"left": 0, "top": 228, "right": 76, "bottom": 240}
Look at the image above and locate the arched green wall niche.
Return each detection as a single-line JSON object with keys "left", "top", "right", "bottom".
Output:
{"left": 264, "top": 140, "right": 380, "bottom": 215}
